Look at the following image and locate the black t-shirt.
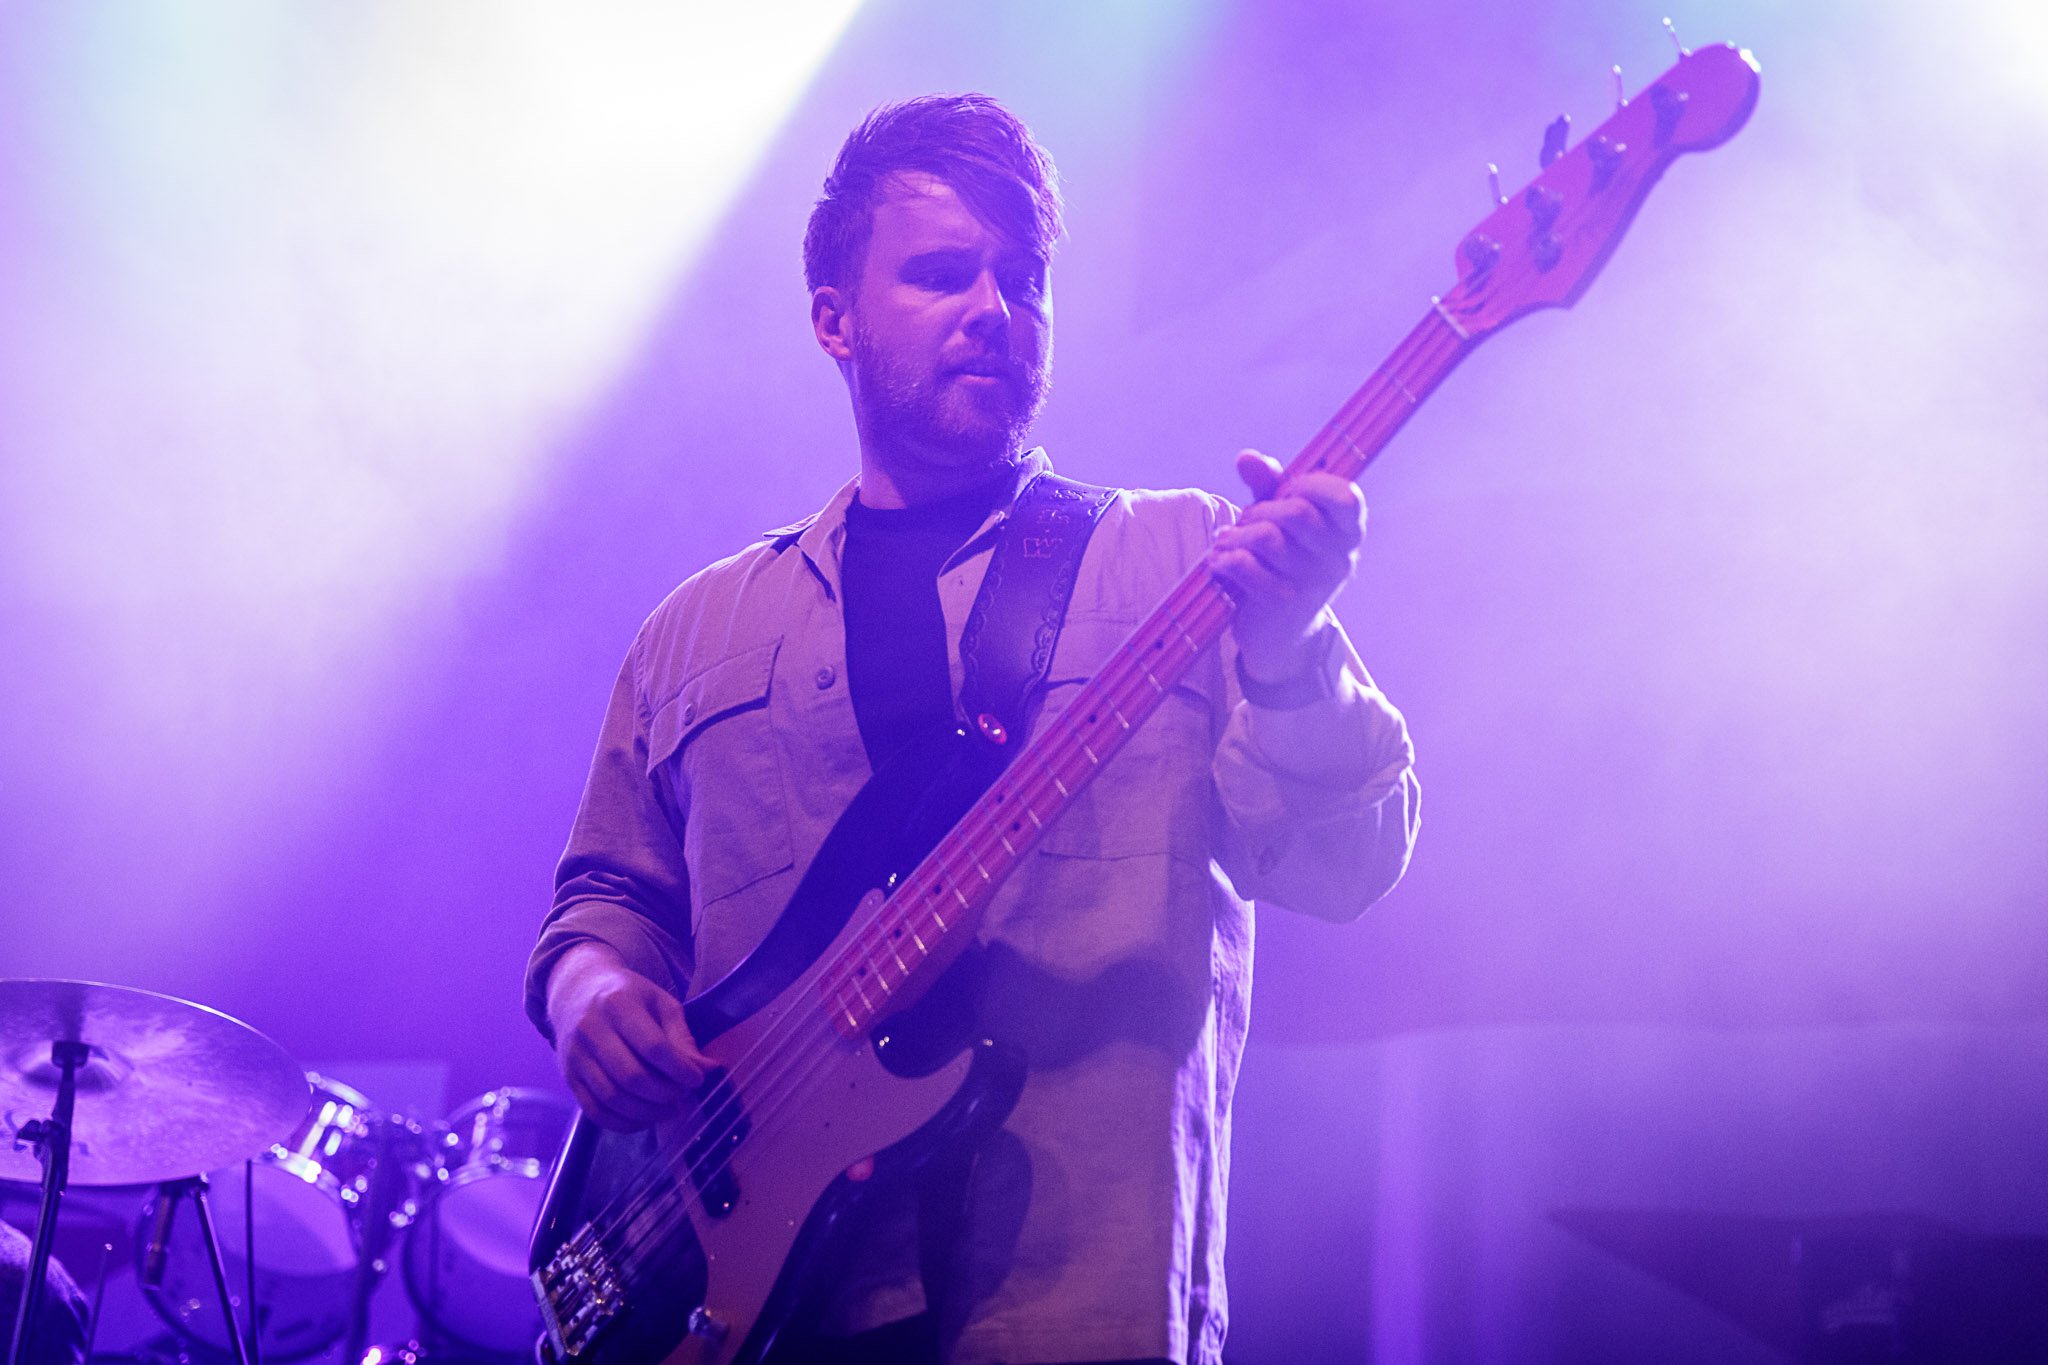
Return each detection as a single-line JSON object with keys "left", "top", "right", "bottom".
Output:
{"left": 840, "top": 480, "right": 1005, "bottom": 769}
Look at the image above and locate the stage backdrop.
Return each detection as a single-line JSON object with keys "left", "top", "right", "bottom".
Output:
{"left": 3, "top": 2, "right": 2043, "bottom": 1360}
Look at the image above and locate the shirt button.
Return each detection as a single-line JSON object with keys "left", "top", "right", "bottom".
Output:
{"left": 815, "top": 666, "right": 837, "bottom": 690}
{"left": 681, "top": 701, "right": 696, "bottom": 724}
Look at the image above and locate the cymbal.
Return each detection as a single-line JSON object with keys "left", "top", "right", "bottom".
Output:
{"left": 0, "top": 979, "right": 309, "bottom": 1188}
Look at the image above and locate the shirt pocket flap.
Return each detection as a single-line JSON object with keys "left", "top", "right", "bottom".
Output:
{"left": 647, "top": 638, "right": 781, "bottom": 775}
{"left": 1033, "top": 612, "right": 1221, "bottom": 864}
{"left": 1043, "top": 612, "right": 1138, "bottom": 687}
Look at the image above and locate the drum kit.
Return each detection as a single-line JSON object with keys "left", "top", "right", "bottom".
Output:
{"left": 1, "top": 980, "right": 571, "bottom": 1365}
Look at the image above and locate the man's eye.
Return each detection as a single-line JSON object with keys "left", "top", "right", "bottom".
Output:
{"left": 911, "top": 263, "right": 972, "bottom": 291}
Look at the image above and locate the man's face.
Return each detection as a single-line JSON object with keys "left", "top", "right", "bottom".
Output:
{"left": 837, "top": 172, "right": 1051, "bottom": 470}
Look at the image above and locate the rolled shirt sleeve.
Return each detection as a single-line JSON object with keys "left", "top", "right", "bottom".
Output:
{"left": 1209, "top": 593, "right": 1420, "bottom": 920}
{"left": 523, "top": 641, "right": 697, "bottom": 1041}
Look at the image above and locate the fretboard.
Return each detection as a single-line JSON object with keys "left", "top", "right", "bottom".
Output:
{"left": 819, "top": 308, "right": 1474, "bottom": 1036}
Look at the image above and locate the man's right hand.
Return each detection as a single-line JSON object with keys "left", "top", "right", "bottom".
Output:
{"left": 547, "top": 943, "right": 714, "bottom": 1131}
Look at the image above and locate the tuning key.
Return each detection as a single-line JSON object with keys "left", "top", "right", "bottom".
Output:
{"left": 1487, "top": 162, "right": 1506, "bottom": 207}
{"left": 1662, "top": 16, "right": 1688, "bottom": 57}
{"left": 1587, "top": 134, "right": 1626, "bottom": 188}
{"left": 1650, "top": 84, "right": 1689, "bottom": 140}
{"left": 1462, "top": 233, "right": 1502, "bottom": 275}
{"left": 1612, "top": 65, "right": 1627, "bottom": 111}
{"left": 1540, "top": 114, "right": 1570, "bottom": 168}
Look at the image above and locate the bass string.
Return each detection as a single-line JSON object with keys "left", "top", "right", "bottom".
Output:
{"left": 567, "top": 315, "right": 1473, "bottom": 1286}
{"left": 668, "top": 308, "right": 1477, "bottom": 1196}
{"left": 602, "top": 307, "right": 1469, "bottom": 1243}
{"left": 595, "top": 587, "right": 1231, "bottom": 1277}
{"left": 592, "top": 548, "right": 1244, "bottom": 1268}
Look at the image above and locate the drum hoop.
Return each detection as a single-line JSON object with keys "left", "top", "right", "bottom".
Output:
{"left": 136, "top": 1071, "right": 386, "bottom": 1362}
{"left": 400, "top": 1137, "right": 559, "bottom": 1349}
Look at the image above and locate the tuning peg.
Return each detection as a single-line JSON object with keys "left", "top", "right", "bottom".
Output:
{"left": 1650, "top": 83, "right": 1690, "bottom": 141}
{"left": 1487, "top": 162, "right": 1506, "bottom": 207}
{"left": 1463, "top": 234, "right": 1503, "bottom": 275}
{"left": 1540, "top": 115, "right": 1570, "bottom": 168}
{"left": 1587, "top": 134, "right": 1625, "bottom": 188}
{"left": 1612, "top": 65, "right": 1627, "bottom": 111}
{"left": 1662, "top": 16, "right": 1688, "bottom": 57}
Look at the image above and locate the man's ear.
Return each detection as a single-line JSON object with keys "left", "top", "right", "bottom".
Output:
{"left": 812, "top": 285, "right": 854, "bottom": 364}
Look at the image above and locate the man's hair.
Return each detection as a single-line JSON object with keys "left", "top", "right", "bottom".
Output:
{"left": 803, "top": 93, "right": 1063, "bottom": 295}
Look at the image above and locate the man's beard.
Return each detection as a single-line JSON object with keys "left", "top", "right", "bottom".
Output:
{"left": 850, "top": 322, "right": 1049, "bottom": 468}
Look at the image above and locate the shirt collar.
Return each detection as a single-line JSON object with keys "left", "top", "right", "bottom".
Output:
{"left": 767, "top": 448, "right": 1053, "bottom": 599}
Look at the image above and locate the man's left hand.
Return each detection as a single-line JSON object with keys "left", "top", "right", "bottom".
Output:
{"left": 1207, "top": 449, "right": 1366, "bottom": 682}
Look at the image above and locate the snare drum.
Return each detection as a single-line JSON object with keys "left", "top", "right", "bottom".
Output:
{"left": 403, "top": 1088, "right": 573, "bottom": 1357}
{"left": 140, "top": 1073, "right": 422, "bottom": 1361}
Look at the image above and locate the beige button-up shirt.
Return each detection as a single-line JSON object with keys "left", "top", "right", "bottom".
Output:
{"left": 527, "top": 451, "right": 1419, "bottom": 1364}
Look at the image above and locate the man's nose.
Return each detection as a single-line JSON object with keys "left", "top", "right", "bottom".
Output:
{"left": 963, "top": 268, "right": 1010, "bottom": 337}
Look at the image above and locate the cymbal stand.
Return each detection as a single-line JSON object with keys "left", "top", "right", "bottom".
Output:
{"left": 179, "top": 1174, "right": 256, "bottom": 1365}
{"left": 6, "top": 1039, "right": 87, "bottom": 1365}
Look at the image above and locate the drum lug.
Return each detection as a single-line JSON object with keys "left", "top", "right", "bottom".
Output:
{"left": 688, "top": 1306, "right": 728, "bottom": 1341}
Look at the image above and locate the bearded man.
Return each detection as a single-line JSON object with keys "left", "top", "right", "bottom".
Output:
{"left": 527, "top": 93, "right": 1419, "bottom": 1365}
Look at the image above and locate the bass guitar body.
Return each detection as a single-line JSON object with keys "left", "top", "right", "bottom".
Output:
{"left": 528, "top": 727, "right": 1024, "bottom": 1365}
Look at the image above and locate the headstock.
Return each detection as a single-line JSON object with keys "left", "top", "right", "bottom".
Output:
{"left": 1435, "top": 42, "right": 1761, "bottom": 341}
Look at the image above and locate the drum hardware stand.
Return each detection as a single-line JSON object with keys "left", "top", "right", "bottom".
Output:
{"left": 145, "top": 1173, "right": 259, "bottom": 1365}
{"left": 6, "top": 1039, "right": 87, "bottom": 1365}
{"left": 343, "top": 1115, "right": 416, "bottom": 1365}
{"left": 0, "top": 980, "right": 307, "bottom": 1365}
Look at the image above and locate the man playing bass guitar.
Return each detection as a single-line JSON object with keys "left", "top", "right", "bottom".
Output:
{"left": 526, "top": 94, "right": 1419, "bottom": 1365}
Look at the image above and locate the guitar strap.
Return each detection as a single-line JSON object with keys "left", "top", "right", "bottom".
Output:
{"left": 909, "top": 469, "right": 1114, "bottom": 1314}
{"left": 957, "top": 470, "right": 1119, "bottom": 752}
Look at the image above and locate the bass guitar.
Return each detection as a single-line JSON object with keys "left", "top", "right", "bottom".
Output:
{"left": 528, "top": 40, "right": 1762, "bottom": 1364}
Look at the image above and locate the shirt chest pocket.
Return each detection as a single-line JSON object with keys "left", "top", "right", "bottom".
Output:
{"left": 647, "top": 640, "right": 797, "bottom": 910}
{"left": 1031, "top": 612, "right": 1223, "bottom": 865}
